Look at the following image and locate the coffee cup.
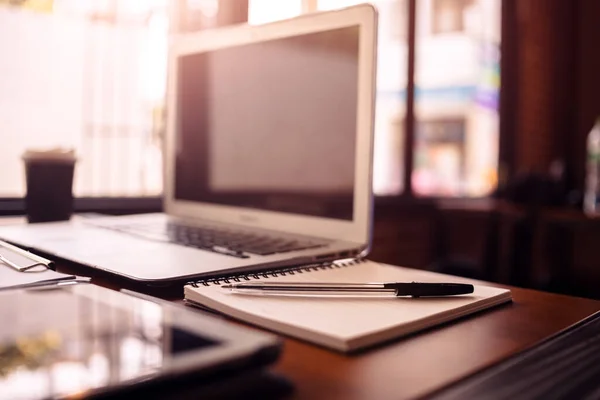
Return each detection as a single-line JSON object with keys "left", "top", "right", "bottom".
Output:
{"left": 22, "top": 149, "right": 77, "bottom": 223}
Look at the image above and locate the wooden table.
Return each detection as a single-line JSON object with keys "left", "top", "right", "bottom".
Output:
{"left": 65, "top": 266, "right": 600, "bottom": 399}
{"left": 272, "top": 287, "right": 599, "bottom": 399}
{"left": 2, "top": 217, "right": 599, "bottom": 399}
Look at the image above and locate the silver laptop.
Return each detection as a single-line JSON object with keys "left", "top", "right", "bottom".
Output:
{"left": 0, "top": 5, "right": 378, "bottom": 285}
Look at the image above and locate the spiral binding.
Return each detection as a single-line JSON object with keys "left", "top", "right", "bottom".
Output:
{"left": 188, "top": 257, "right": 366, "bottom": 288}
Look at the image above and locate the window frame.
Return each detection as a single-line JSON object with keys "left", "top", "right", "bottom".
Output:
{"left": 0, "top": 197, "right": 163, "bottom": 217}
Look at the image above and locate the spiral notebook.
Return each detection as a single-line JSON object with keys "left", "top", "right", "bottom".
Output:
{"left": 184, "top": 259, "right": 512, "bottom": 352}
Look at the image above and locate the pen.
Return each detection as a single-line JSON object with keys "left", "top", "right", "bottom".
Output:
{"left": 0, "top": 278, "right": 92, "bottom": 292}
{"left": 221, "top": 282, "right": 474, "bottom": 297}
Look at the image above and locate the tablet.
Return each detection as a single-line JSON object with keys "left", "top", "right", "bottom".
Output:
{"left": 0, "top": 284, "right": 282, "bottom": 399}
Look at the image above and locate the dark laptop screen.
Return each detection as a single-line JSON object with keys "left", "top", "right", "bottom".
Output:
{"left": 174, "top": 26, "right": 359, "bottom": 221}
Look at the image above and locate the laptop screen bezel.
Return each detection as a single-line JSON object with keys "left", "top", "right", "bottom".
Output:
{"left": 164, "top": 4, "right": 377, "bottom": 245}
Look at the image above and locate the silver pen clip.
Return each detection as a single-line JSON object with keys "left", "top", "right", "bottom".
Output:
{"left": 0, "top": 239, "right": 50, "bottom": 272}
{"left": 0, "top": 253, "right": 47, "bottom": 272}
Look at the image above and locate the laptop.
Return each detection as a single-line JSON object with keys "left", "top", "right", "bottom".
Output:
{"left": 0, "top": 4, "right": 378, "bottom": 285}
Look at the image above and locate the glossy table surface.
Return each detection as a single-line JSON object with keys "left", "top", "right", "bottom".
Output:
{"left": 2, "top": 217, "right": 599, "bottom": 399}
{"left": 271, "top": 287, "right": 600, "bottom": 399}
{"left": 77, "top": 268, "right": 600, "bottom": 399}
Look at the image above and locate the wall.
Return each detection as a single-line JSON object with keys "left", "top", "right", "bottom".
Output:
{"left": 502, "top": 0, "right": 600, "bottom": 193}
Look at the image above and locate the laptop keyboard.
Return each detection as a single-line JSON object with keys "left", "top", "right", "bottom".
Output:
{"left": 99, "top": 221, "right": 325, "bottom": 259}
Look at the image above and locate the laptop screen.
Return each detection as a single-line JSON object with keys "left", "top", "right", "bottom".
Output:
{"left": 174, "top": 26, "right": 359, "bottom": 221}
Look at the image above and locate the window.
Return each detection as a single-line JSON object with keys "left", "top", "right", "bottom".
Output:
{"left": 413, "top": 118, "right": 466, "bottom": 195}
{"left": 0, "top": 0, "right": 169, "bottom": 197}
{"left": 414, "top": 0, "right": 501, "bottom": 196}
{"left": 431, "top": 0, "right": 473, "bottom": 34}
{"left": 248, "top": 0, "right": 302, "bottom": 24}
{"left": 1, "top": 0, "right": 500, "bottom": 200}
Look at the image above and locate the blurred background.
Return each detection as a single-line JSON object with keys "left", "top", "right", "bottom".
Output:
{"left": 1, "top": 0, "right": 599, "bottom": 299}
{"left": 0, "top": 0, "right": 500, "bottom": 198}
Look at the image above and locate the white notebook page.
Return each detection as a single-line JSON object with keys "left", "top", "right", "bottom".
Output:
{"left": 185, "top": 260, "right": 511, "bottom": 351}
